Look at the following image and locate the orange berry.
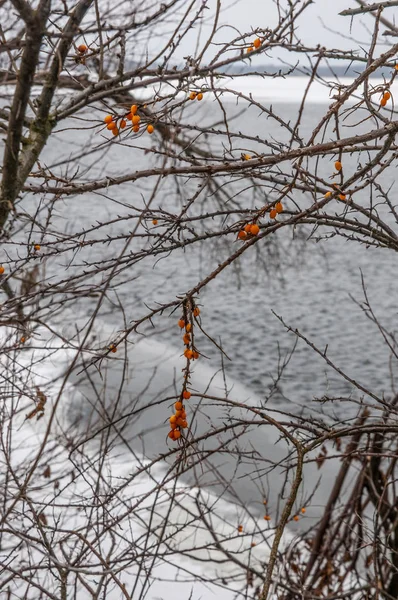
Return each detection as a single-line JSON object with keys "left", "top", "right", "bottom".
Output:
{"left": 183, "top": 333, "right": 191, "bottom": 344}
{"left": 175, "top": 401, "right": 183, "bottom": 411}
{"left": 34, "top": 244, "right": 41, "bottom": 251}
{"left": 269, "top": 208, "right": 277, "bottom": 219}
{"left": 250, "top": 223, "right": 260, "bottom": 236}
{"left": 174, "top": 430, "right": 181, "bottom": 440}
{"left": 107, "top": 122, "right": 116, "bottom": 130}
{"left": 334, "top": 160, "right": 342, "bottom": 171}
{"left": 339, "top": 194, "right": 346, "bottom": 201}
{"left": 383, "top": 91, "right": 391, "bottom": 101}
{"left": 238, "top": 230, "right": 247, "bottom": 240}
{"left": 168, "top": 430, "right": 176, "bottom": 439}
{"left": 183, "top": 390, "right": 191, "bottom": 400}
{"left": 243, "top": 154, "right": 251, "bottom": 160}
{"left": 189, "top": 92, "right": 197, "bottom": 100}
{"left": 395, "top": 65, "right": 398, "bottom": 71}
{"left": 132, "top": 115, "right": 141, "bottom": 125}
{"left": 176, "top": 417, "right": 185, "bottom": 427}
{"left": 293, "top": 515, "right": 299, "bottom": 522}
{"left": 77, "top": 44, "right": 87, "bottom": 53}
{"left": 197, "top": 93, "right": 203, "bottom": 101}
{"left": 133, "top": 125, "right": 140, "bottom": 133}
{"left": 147, "top": 124, "right": 154, "bottom": 134}
{"left": 131, "top": 104, "right": 138, "bottom": 115}
{"left": 184, "top": 349, "right": 194, "bottom": 359}
{"left": 247, "top": 46, "right": 254, "bottom": 53}
{"left": 275, "top": 201, "right": 283, "bottom": 213}
{"left": 126, "top": 113, "right": 133, "bottom": 121}
{"left": 20, "top": 337, "right": 26, "bottom": 344}
{"left": 253, "top": 38, "right": 261, "bottom": 49}
{"left": 186, "top": 323, "right": 192, "bottom": 332}
{"left": 193, "top": 307, "right": 200, "bottom": 317}
{"left": 178, "top": 319, "right": 185, "bottom": 328}
{"left": 120, "top": 119, "right": 126, "bottom": 129}
{"left": 380, "top": 97, "right": 387, "bottom": 107}
{"left": 244, "top": 223, "right": 252, "bottom": 233}
{"left": 238, "top": 525, "right": 243, "bottom": 533}
{"left": 301, "top": 507, "right": 306, "bottom": 514}
{"left": 152, "top": 219, "right": 158, "bottom": 225}
{"left": 112, "top": 127, "right": 119, "bottom": 136}
{"left": 104, "top": 115, "right": 113, "bottom": 124}
{"left": 170, "top": 415, "right": 177, "bottom": 424}
{"left": 192, "top": 351, "right": 199, "bottom": 360}
{"left": 264, "top": 515, "right": 271, "bottom": 521}
{"left": 110, "top": 344, "right": 117, "bottom": 353}
{"left": 0, "top": 266, "right": 4, "bottom": 275}
{"left": 181, "top": 420, "right": 188, "bottom": 428}
{"left": 325, "top": 191, "right": 332, "bottom": 198}
{"left": 180, "top": 410, "right": 187, "bottom": 419}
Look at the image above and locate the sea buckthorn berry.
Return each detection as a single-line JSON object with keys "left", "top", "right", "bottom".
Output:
{"left": 189, "top": 92, "right": 197, "bottom": 100}
{"left": 131, "top": 104, "right": 138, "bottom": 115}
{"left": 275, "top": 201, "right": 283, "bottom": 213}
{"left": 183, "top": 333, "right": 191, "bottom": 344}
{"left": 107, "top": 122, "right": 116, "bottom": 130}
{"left": 293, "top": 515, "right": 299, "bottom": 522}
{"left": 183, "top": 390, "right": 191, "bottom": 400}
{"left": 186, "top": 323, "right": 192, "bottom": 332}
{"left": 147, "top": 124, "right": 154, "bottom": 134}
{"left": 170, "top": 415, "right": 177, "bottom": 424}
{"left": 244, "top": 223, "right": 252, "bottom": 233}
{"left": 264, "top": 515, "right": 271, "bottom": 521}
{"left": 181, "top": 420, "right": 188, "bottom": 428}
{"left": 132, "top": 115, "right": 140, "bottom": 125}
{"left": 243, "top": 154, "right": 251, "bottom": 160}
{"left": 193, "top": 307, "right": 200, "bottom": 317}
{"left": 269, "top": 208, "right": 277, "bottom": 219}
{"left": 339, "top": 194, "right": 346, "bottom": 201}
{"left": 184, "top": 349, "right": 194, "bottom": 359}
{"left": 174, "top": 430, "right": 181, "bottom": 440}
{"left": 126, "top": 113, "right": 132, "bottom": 121}
{"left": 253, "top": 38, "right": 261, "bottom": 49}
{"left": 197, "top": 93, "right": 203, "bottom": 101}
{"left": 238, "top": 525, "right": 243, "bottom": 533}
{"left": 0, "top": 266, "right": 4, "bottom": 274}
{"left": 175, "top": 401, "right": 183, "bottom": 411}
{"left": 133, "top": 125, "right": 140, "bottom": 133}
{"left": 247, "top": 46, "right": 254, "bottom": 53}
{"left": 238, "top": 230, "right": 247, "bottom": 240}
{"left": 104, "top": 115, "right": 113, "bottom": 124}
{"left": 181, "top": 410, "right": 187, "bottom": 419}
{"left": 395, "top": 65, "right": 398, "bottom": 71}
{"left": 335, "top": 160, "right": 342, "bottom": 171}
{"left": 380, "top": 97, "right": 387, "bottom": 107}
{"left": 193, "top": 351, "right": 199, "bottom": 360}
{"left": 78, "top": 44, "right": 87, "bottom": 53}
{"left": 168, "top": 430, "right": 175, "bottom": 439}
{"left": 20, "top": 337, "right": 26, "bottom": 344}
{"left": 152, "top": 219, "right": 158, "bottom": 225}
{"left": 383, "top": 91, "right": 391, "bottom": 101}
{"left": 34, "top": 244, "right": 41, "bottom": 251}
{"left": 325, "top": 191, "right": 332, "bottom": 198}
{"left": 112, "top": 127, "right": 119, "bottom": 136}
{"left": 250, "top": 224, "right": 260, "bottom": 236}
{"left": 301, "top": 507, "right": 306, "bottom": 514}
{"left": 178, "top": 319, "right": 185, "bottom": 328}
{"left": 120, "top": 119, "right": 126, "bottom": 129}
{"left": 110, "top": 344, "right": 117, "bottom": 353}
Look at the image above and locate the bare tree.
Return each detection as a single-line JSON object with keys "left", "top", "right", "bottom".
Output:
{"left": 1, "top": 1, "right": 398, "bottom": 598}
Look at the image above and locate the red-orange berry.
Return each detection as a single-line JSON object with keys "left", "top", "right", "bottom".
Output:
{"left": 189, "top": 92, "right": 197, "bottom": 100}
{"left": 77, "top": 44, "right": 87, "bottom": 53}
{"left": 197, "top": 93, "right": 203, "bottom": 101}
{"left": 253, "top": 38, "right": 261, "bottom": 49}
{"left": 184, "top": 349, "right": 194, "bottom": 360}
{"left": 34, "top": 244, "right": 41, "bottom": 251}
{"left": 0, "top": 266, "right": 4, "bottom": 275}
{"left": 178, "top": 319, "right": 185, "bottom": 329}
{"left": 131, "top": 104, "right": 138, "bottom": 115}
{"left": 247, "top": 46, "right": 254, "bottom": 53}
{"left": 293, "top": 515, "right": 299, "bottom": 522}
{"left": 250, "top": 224, "right": 260, "bottom": 236}
{"left": 147, "top": 124, "right": 154, "bottom": 134}
{"left": 193, "top": 307, "right": 200, "bottom": 317}
{"left": 173, "top": 430, "right": 181, "bottom": 440}
{"left": 126, "top": 113, "right": 133, "bottom": 121}
{"left": 275, "top": 202, "right": 283, "bottom": 213}
{"left": 269, "top": 208, "right": 277, "bottom": 219}
{"left": 104, "top": 115, "right": 113, "bottom": 124}
{"left": 186, "top": 323, "right": 192, "bottom": 332}
{"left": 192, "top": 351, "right": 199, "bottom": 360}
{"left": 334, "top": 160, "right": 342, "bottom": 171}
{"left": 183, "top": 390, "right": 191, "bottom": 400}
{"left": 107, "top": 122, "right": 116, "bottom": 130}
{"left": 175, "top": 401, "right": 183, "bottom": 411}
{"left": 152, "top": 219, "right": 158, "bottom": 225}
{"left": 238, "top": 525, "right": 243, "bottom": 533}
{"left": 238, "top": 230, "right": 247, "bottom": 240}
{"left": 183, "top": 333, "right": 191, "bottom": 344}
{"left": 132, "top": 115, "right": 140, "bottom": 126}
{"left": 264, "top": 515, "right": 271, "bottom": 521}
{"left": 120, "top": 119, "right": 126, "bottom": 129}
{"left": 133, "top": 125, "right": 140, "bottom": 133}
{"left": 244, "top": 223, "right": 252, "bottom": 233}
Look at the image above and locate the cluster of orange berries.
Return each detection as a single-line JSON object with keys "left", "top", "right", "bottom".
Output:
{"left": 189, "top": 91, "right": 204, "bottom": 101}
{"left": 179, "top": 307, "right": 200, "bottom": 361}
{"left": 168, "top": 391, "right": 190, "bottom": 441}
{"left": 247, "top": 38, "right": 261, "bottom": 53}
{"left": 103, "top": 104, "right": 154, "bottom": 137}
{"left": 380, "top": 90, "right": 391, "bottom": 107}
{"left": 238, "top": 222, "right": 260, "bottom": 240}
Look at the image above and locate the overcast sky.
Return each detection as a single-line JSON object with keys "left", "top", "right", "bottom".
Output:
{"left": 173, "top": 0, "right": 395, "bottom": 62}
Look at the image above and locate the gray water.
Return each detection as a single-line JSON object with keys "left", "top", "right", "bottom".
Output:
{"left": 24, "top": 98, "right": 397, "bottom": 419}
